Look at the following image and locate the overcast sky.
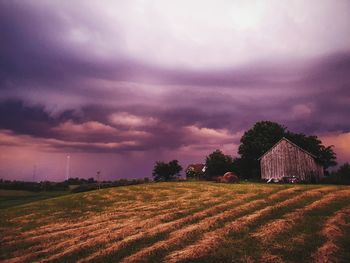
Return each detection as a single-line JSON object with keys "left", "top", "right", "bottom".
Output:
{"left": 1, "top": 0, "right": 350, "bottom": 181}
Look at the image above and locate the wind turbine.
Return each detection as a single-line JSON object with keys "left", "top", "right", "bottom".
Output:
{"left": 66, "top": 155, "right": 71, "bottom": 181}
{"left": 96, "top": 171, "right": 101, "bottom": 189}
{"left": 32, "top": 165, "right": 37, "bottom": 182}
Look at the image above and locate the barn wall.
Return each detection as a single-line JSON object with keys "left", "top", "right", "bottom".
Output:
{"left": 261, "top": 139, "right": 324, "bottom": 181}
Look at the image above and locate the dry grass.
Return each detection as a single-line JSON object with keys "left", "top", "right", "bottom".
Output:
{"left": 120, "top": 198, "right": 264, "bottom": 263}
{"left": 312, "top": 205, "right": 350, "bottom": 263}
{"left": 7, "top": 202, "right": 227, "bottom": 261}
{"left": 252, "top": 189, "right": 350, "bottom": 243}
{"left": 121, "top": 187, "right": 303, "bottom": 263}
{"left": 77, "top": 193, "right": 256, "bottom": 262}
{"left": 1, "top": 182, "right": 349, "bottom": 263}
{"left": 164, "top": 187, "right": 314, "bottom": 263}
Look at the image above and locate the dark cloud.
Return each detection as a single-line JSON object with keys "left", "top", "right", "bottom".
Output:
{"left": 1, "top": 1, "right": 349, "bottom": 180}
{"left": 0, "top": 100, "right": 69, "bottom": 137}
{"left": 1, "top": 50, "right": 350, "bottom": 140}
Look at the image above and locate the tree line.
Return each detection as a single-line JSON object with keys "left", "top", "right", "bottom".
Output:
{"left": 152, "top": 121, "right": 348, "bottom": 183}
{"left": 0, "top": 178, "right": 150, "bottom": 192}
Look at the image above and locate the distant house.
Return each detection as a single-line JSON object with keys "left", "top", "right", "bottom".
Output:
{"left": 259, "top": 137, "right": 324, "bottom": 182}
{"left": 186, "top": 163, "right": 205, "bottom": 179}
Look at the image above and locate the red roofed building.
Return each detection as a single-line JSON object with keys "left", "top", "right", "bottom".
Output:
{"left": 185, "top": 163, "right": 205, "bottom": 179}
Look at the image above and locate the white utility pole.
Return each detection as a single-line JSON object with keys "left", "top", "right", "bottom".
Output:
{"left": 33, "top": 165, "right": 37, "bottom": 182}
{"left": 66, "top": 155, "right": 71, "bottom": 181}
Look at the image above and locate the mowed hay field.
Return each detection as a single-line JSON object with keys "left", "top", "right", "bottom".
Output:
{"left": 1, "top": 183, "right": 350, "bottom": 263}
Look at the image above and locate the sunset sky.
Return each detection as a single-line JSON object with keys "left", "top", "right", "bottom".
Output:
{"left": 1, "top": 0, "right": 350, "bottom": 181}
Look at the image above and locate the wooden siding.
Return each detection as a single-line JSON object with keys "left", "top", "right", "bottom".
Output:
{"left": 260, "top": 139, "right": 324, "bottom": 181}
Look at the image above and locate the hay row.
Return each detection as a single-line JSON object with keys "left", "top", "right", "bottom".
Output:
{"left": 312, "top": 205, "right": 350, "bottom": 263}
{"left": 118, "top": 187, "right": 297, "bottom": 263}
{"left": 8, "top": 188, "right": 278, "bottom": 259}
{"left": 120, "top": 199, "right": 266, "bottom": 263}
{"left": 2, "top": 188, "right": 218, "bottom": 247}
{"left": 82, "top": 187, "right": 297, "bottom": 262}
{"left": 73, "top": 193, "right": 256, "bottom": 262}
{"left": 252, "top": 189, "right": 350, "bottom": 243}
{"left": 11, "top": 189, "right": 200, "bottom": 237}
{"left": 165, "top": 187, "right": 339, "bottom": 263}
{"left": 4, "top": 196, "right": 229, "bottom": 262}
{"left": 5, "top": 189, "right": 235, "bottom": 262}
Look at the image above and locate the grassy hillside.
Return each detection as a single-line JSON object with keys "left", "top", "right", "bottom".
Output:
{"left": 0, "top": 189, "right": 68, "bottom": 209}
{"left": 1, "top": 182, "right": 350, "bottom": 263}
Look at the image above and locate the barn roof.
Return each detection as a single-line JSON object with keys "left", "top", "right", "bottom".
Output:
{"left": 258, "top": 137, "right": 317, "bottom": 161}
{"left": 186, "top": 163, "right": 205, "bottom": 173}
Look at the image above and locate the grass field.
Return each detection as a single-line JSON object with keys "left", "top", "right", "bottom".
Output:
{"left": 1, "top": 182, "right": 350, "bottom": 263}
{"left": 0, "top": 189, "right": 69, "bottom": 209}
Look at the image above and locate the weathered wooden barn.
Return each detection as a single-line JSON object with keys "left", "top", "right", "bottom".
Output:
{"left": 259, "top": 137, "right": 324, "bottom": 182}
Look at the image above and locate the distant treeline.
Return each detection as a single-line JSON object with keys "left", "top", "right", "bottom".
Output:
{"left": 0, "top": 177, "right": 150, "bottom": 192}
{"left": 71, "top": 178, "right": 150, "bottom": 193}
{"left": 320, "top": 163, "right": 350, "bottom": 185}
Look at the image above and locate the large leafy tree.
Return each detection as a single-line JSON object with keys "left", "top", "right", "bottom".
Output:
{"left": 237, "top": 121, "right": 337, "bottom": 179}
{"left": 238, "top": 121, "right": 286, "bottom": 179}
{"left": 205, "top": 150, "right": 235, "bottom": 180}
{"left": 238, "top": 121, "right": 286, "bottom": 161}
{"left": 285, "top": 132, "right": 337, "bottom": 170}
{"left": 152, "top": 160, "right": 182, "bottom": 181}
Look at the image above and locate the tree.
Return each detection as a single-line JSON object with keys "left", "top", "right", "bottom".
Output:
{"left": 323, "top": 163, "right": 350, "bottom": 185}
{"left": 186, "top": 169, "right": 200, "bottom": 179}
{"left": 337, "top": 163, "right": 350, "bottom": 178}
{"left": 168, "top": 160, "right": 183, "bottom": 177}
{"left": 205, "top": 150, "right": 235, "bottom": 180}
{"left": 238, "top": 121, "right": 286, "bottom": 179}
{"left": 152, "top": 160, "right": 182, "bottom": 181}
{"left": 284, "top": 132, "right": 337, "bottom": 170}
{"left": 236, "top": 121, "right": 337, "bottom": 179}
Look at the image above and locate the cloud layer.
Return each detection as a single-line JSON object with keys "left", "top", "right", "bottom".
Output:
{"left": 0, "top": 0, "right": 350, "bottom": 180}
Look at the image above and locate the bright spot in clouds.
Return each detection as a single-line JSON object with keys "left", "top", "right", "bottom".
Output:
{"left": 109, "top": 113, "right": 158, "bottom": 127}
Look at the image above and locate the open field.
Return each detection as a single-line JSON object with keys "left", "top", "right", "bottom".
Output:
{"left": 0, "top": 190, "right": 68, "bottom": 210}
{"left": 1, "top": 182, "right": 350, "bottom": 263}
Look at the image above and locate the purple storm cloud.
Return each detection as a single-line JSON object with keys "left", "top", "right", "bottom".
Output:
{"left": 0, "top": 0, "right": 350, "bottom": 181}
